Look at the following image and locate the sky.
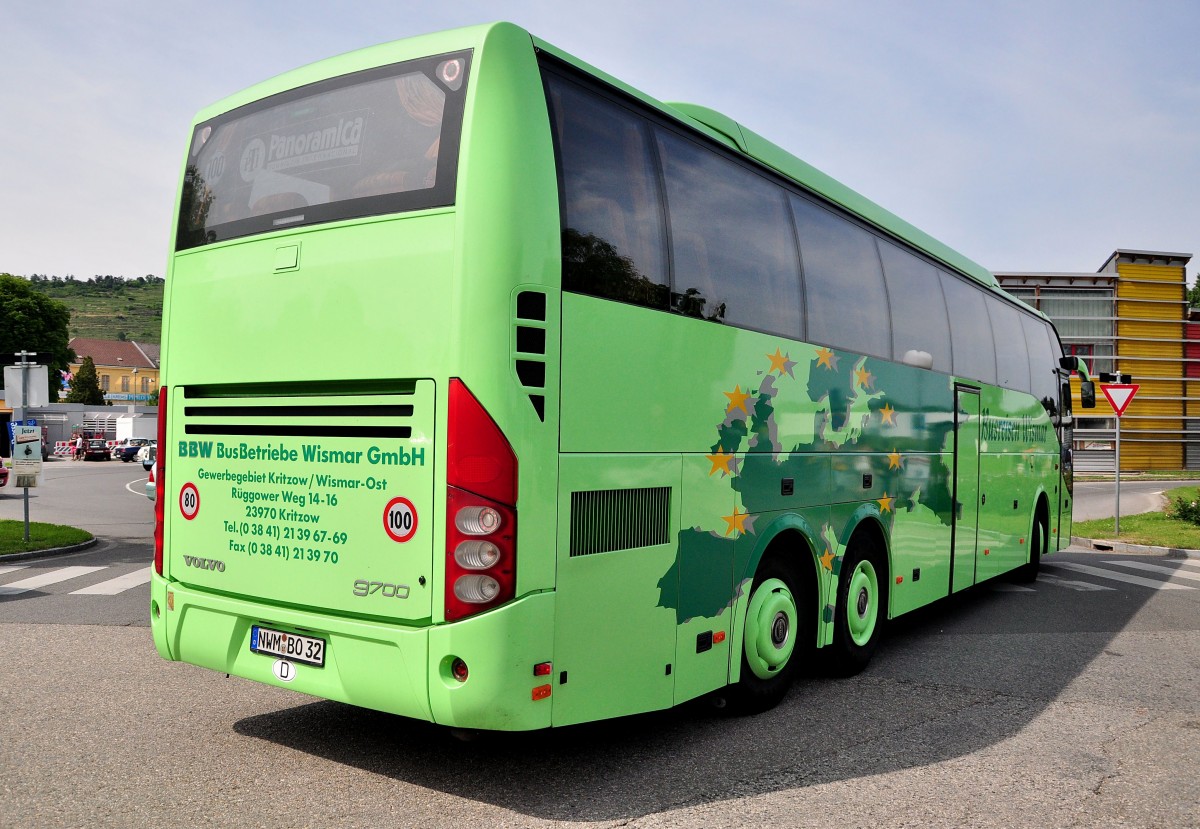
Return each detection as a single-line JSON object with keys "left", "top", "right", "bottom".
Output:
{"left": 2, "top": 0, "right": 1197, "bottom": 282}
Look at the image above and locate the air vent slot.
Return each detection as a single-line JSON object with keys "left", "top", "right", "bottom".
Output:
{"left": 570, "top": 487, "right": 671, "bottom": 557}
{"left": 181, "top": 385, "right": 420, "bottom": 440}
{"left": 515, "top": 290, "right": 549, "bottom": 422}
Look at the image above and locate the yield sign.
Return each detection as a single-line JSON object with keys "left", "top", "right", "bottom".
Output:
{"left": 1101, "top": 383, "right": 1139, "bottom": 417}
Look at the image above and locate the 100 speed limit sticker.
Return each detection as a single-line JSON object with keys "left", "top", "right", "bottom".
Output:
{"left": 383, "top": 497, "right": 418, "bottom": 542}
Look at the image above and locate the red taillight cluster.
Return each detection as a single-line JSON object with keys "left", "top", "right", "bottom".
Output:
{"left": 154, "top": 386, "right": 167, "bottom": 576}
{"left": 444, "top": 379, "right": 517, "bottom": 622}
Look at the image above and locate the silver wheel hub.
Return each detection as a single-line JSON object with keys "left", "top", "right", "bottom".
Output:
{"left": 771, "top": 611, "right": 789, "bottom": 647}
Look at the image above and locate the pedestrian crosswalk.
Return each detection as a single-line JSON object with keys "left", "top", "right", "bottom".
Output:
{"left": 0, "top": 563, "right": 151, "bottom": 597}
{"left": 1029, "top": 557, "right": 1200, "bottom": 592}
{"left": 0, "top": 557, "right": 1196, "bottom": 600}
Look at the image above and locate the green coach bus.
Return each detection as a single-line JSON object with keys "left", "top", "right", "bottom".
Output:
{"left": 151, "top": 21, "right": 1088, "bottom": 730}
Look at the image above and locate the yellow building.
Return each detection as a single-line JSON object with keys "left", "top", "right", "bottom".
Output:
{"left": 67, "top": 338, "right": 160, "bottom": 403}
{"left": 997, "top": 249, "right": 1193, "bottom": 472}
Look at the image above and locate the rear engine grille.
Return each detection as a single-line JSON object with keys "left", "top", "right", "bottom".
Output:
{"left": 570, "top": 487, "right": 671, "bottom": 557}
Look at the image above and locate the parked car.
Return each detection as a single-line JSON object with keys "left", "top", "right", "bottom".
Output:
{"left": 146, "top": 465, "right": 156, "bottom": 501}
{"left": 137, "top": 441, "right": 157, "bottom": 471}
{"left": 113, "top": 437, "right": 152, "bottom": 463}
{"left": 84, "top": 439, "right": 110, "bottom": 461}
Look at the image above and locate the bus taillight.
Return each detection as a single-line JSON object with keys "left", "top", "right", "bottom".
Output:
{"left": 445, "top": 379, "right": 517, "bottom": 621}
{"left": 154, "top": 386, "right": 167, "bottom": 576}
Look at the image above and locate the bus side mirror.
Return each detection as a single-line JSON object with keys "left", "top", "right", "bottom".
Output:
{"left": 1080, "top": 380, "right": 1096, "bottom": 409}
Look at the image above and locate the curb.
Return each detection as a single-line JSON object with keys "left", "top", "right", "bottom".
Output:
{"left": 0, "top": 536, "right": 99, "bottom": 563}
{"left": 1071, "top": 535, "right": 1200, "bottom": 559}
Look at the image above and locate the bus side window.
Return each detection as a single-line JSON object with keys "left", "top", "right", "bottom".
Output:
{"left": 940, "top": 270, "right": 997, "bottom": 385}
{"left": 791, "top": 195, "right": 890, "bottom": 359}
{"left": 656, "top": 130, "right": 801, "bottom": 337}
{"left": 1021, "top": 314, "right": 1060, "bottom": 414}
{"left": 546, "top": 75, "right": 670, "bottom": 310}
{"left": 878, "top": 238, "right": 952, "bottom": 372}
{"left": 987, "top": 297, "right": 1030, "bottom": 392}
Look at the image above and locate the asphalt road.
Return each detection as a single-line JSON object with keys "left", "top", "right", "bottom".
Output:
{"left": 2, "top": 460, "right": 1198, "bottom": 828}
{"left": 1073, "top": 478, "right": 1200, "bottom": 523}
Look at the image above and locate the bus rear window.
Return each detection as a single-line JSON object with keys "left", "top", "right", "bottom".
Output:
{"left": 177, "top": 51, "right": 470, "bottom": 250}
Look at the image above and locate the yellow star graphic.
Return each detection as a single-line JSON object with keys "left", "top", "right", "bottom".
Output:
{"left": 820, "top": 548, "right": 835, "bottom": 571}
{"left": 767, "top": 348, "right": 790, "bottom": 375}
{"left": 878, "top": 493, "right": 894, "bottom": 513}
{"left": 888, "top": 450, "right": 903, "bottom": 470}
{"left": 854, "top": 367, "right": 873, "bottom": 389}
{"left": 724, "top": 385, "right": 751, "bottom": 415}
{"left": 880, "top": 403, "right": 896, "bottom": 425}
{"left": 815, "top": 347, "right": 835, "bottom": 369}
{"left": 707, "top": 449, "right": 735, "bottom": 476}
{"left": 722, "top": 506, "right": 749, "bottom": 537}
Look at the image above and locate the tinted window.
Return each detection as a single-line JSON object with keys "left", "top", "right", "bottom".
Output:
{"left": 878, "top": 239, "right": 952, "bottom": 372}
{"left": 791, "top": 196, "right": 891, "bottom": 359}
{"left": 178, "top": 52, "right": 469, "bottom": 250}
{"left": 940, "top": 271, "right": 996, "bottom": 384}
{"left": 656, "top": 131, "right": 801, "bottom": 336}
{"left": 1022, "top": 315, "right": 1061, "bottom": 411}
{"left": 546, "top": 75, "right": 670, "bottom": 309}
{"left": 987, "top": 297, "right": 1030, "bottom": 391}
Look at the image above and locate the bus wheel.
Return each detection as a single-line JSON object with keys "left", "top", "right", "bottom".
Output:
{"left": 830, "top": 538, "right": 886, "bottom": 676}
{"left": 726, "top": 555, "right": 806, "bottom": 714}
{"left": 1015, "top": 509, "right": 1047, "bottom": 583}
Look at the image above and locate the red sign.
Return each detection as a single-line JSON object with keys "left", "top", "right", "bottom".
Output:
{"left": 383, "top": 496, "right": 418, "bottom": 543}
{"left": 1101, "top": 384, "right": 1139, "bottom": 418}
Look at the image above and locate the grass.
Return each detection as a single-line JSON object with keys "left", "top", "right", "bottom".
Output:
{"left": 1072, "top": 485, "right": 1200, "bottom": 549}
{"left": 25, "top": 277, "right": 163, "bottom": 343}
{"left": 0, "top": 520, "right": 93, "bottom": 556}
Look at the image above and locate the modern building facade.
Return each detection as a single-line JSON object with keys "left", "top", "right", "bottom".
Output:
{"left": 997, "top": 249, "right": 1194, "bottom": 472}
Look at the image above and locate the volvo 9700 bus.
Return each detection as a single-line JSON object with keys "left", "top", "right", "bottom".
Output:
{"left": 151, "top": 22, "right": 1090, "bottom": 730}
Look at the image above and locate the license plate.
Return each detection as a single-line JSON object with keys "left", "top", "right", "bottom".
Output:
{"left": 250, "top": 625, "right": 325, "bottom": 667}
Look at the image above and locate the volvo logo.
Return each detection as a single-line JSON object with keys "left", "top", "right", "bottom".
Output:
{"left": 183, "top": 555, "right": 226, "bottom": 572}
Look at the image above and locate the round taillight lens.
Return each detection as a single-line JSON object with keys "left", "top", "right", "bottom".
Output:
{"left": 454, "top": 575, "right": 501, "bottom": 604}
{"left": 454, "top": 540, "right": 501, "bottom": 570}
{"left": 451, "top": 657, "right": 469, "bottom": 682}
{"left": 455, "top": 506, "right": 502, "bottom": 535}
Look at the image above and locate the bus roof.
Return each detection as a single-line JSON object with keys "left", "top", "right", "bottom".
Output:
{"left": 191, "top": 21, "right": 1028, "bottom": 310}
{"left": 529, "top": 29, "right": 1005, "bottom": 294}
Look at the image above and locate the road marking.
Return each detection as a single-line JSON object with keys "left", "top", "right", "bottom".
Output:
{"left": 1104, "top": 559, "right": 1200, "bottom": 583}
{"left": 70, "top": 566, "right": 152, "bottom": 595}
{"left": 990, "top": 583, "right": 1035, "bottom": 592}
{"left": 1045, "top": 562, "right": 1192, "bottom": 590}
{"left": 124, "top": 477, "right": 150, "bottom": 497}
{"left": 1036, "top": 573, "right": 1115, "bottom": 591}
{"left": 0, "top": 566, "right": 107, "bottom": 596}
{"left": 0, "top": 565, "right": 30, "bottom": 577}
{"left": 1176, "top": 558, "right": 1200, "bottom": 570}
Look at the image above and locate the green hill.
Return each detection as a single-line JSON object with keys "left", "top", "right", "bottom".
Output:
{"left": 23, "top": 275, "right": 164, "bottom": 344}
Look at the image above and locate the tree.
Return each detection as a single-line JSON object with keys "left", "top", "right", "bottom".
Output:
{"left": 0, "top": 273, "right": 74, "bottom": 402}
{"left": 65, "top": 356, "right": 106, "bottom": 405}
{"left": 1188, "top": 272, "right": 1200, "bottom": 308}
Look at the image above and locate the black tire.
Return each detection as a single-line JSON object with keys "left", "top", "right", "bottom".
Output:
{"left": 829, "top": 535, "right": 887, "bottom": 676}
{"left": 1014, "top": 508, "right": 1047, "bottom": 583}
{"left": 725, "top": 553, "right": 810, "bottom": 715}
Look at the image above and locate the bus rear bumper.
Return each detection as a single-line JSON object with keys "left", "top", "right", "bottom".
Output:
{"left": 150, "top": 574, "right": 555, "bottom": 730}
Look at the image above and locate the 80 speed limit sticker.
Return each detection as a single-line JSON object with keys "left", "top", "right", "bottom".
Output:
{"left": 383, "top": 497, "right": 418, "bottom": 543}
{"left": 180, "top": 482, "right": 200, "bottom": 520}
